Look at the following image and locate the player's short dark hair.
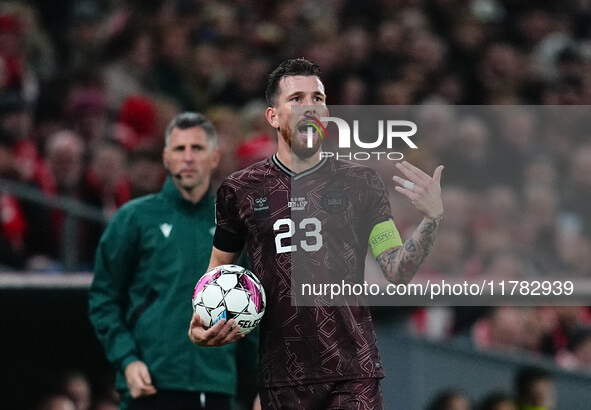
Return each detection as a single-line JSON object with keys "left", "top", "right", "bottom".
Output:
{"left": 265, "top": 58, "right": 322, "bottom": 107}
{"left": 165, "top": 112, "right": 217, "bottom": 149}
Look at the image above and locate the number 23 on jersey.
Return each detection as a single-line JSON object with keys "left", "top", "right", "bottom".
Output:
{"left": 273, "top": 217, "right": 323, "bottom": 254}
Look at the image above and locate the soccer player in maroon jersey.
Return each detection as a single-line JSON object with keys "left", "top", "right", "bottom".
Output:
{"left": 189, "top": 58, "right": 444, "bottom": 409}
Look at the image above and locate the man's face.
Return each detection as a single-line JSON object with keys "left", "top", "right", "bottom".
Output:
{"left": 48, "top": 142, "right": 84, "bottom": 191}
{"left": 163, "top": 126, "right": 219, "bottom": 193}
{"left": 267, "top": 75, "right": 327, "bottom": 159}
{"left": 530, "top": 379, "right": 556, "bottom": 409}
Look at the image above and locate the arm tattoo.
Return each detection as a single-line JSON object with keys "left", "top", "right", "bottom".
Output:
{"left": 377, "top": 213, "right": 443, "bottom": 284}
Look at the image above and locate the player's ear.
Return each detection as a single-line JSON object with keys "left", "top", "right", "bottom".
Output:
{"left": 265, "top": 106, "right": 278, "bottom": 129}
{"left": 162, "top": 148, "right": 169, "bottom": 170}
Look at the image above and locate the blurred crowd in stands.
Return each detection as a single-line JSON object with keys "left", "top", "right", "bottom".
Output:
{"left": 30, "top": 364, "right": 557, "bottom": 409}
{"left": 33, "top": 370, "right": 118, "bottom": 410}
{"left": 424, "top": 365, "right": 556, "bottom": 409}
{"left": 31, "top": 365, "right": 559, "bottom": 410}
{"left": 1, "top": 0, "right": 591, "bottom": 405}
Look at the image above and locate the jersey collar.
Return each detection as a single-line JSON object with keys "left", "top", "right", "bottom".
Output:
{"left": 272, "top": 154, "right": 329, "bottom": 180}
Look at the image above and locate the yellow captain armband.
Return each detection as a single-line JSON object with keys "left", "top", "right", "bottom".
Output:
{"left": 368, "top": 219, "right": 403, "bottom": 259}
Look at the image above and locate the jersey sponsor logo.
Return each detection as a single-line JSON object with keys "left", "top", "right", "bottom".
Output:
{"left": 322, "top": 191, "right": 348, "bottom": 213}
{"left": 159, "top": 223, "right": 172, "bottom": 238}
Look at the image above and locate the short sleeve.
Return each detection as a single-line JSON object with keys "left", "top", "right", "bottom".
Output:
{"left": 365, "top": 168, "right": 393, "bottom": 227}
{"left": 214, "top": 180, "right": 247, "bottom": 252}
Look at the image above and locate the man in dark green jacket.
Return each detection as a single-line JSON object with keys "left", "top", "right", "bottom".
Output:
{"left": 89, "top": 112, "right": 258, "bottom": 410}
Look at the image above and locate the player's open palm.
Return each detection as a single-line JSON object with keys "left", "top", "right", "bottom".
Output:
{"left": 392, "top": 161, "right": 444, "bottom": 220}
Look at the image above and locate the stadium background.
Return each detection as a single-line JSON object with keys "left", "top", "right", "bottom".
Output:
{"left": 1, "top": 0, "right": 591, "bottom": 409}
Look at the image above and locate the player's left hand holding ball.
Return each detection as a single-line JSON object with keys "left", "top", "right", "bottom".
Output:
{"left": 188, "top": 314, "right": 244, "bottom": 347}
{"left": 393, "top": 161, "right": 444, "bottom": 220}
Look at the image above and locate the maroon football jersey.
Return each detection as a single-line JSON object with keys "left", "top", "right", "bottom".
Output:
{"left": 214, "top": 155, "right": 392, "bottom": 387}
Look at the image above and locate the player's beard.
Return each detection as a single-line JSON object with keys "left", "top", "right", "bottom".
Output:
{"left": 281, "top": 122, "right": 322, "bottom": 160}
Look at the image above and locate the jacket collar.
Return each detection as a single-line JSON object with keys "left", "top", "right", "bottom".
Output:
{"left": 162, "top": 176, "right": 213, "bottom": 210}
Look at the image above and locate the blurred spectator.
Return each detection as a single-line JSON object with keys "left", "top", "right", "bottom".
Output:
{"left": 187, "top": 43, "right": 224, "bottom": 112}
{"left": 556, "top": 327, "right": 591, "bottom": 372}
{"left": 409, "top": 305, "right": 455, "bottom": 341}
{"left": 103, "top": 24, "right": 155, "bottom": 110}
{"left": 152, "top": 23, "right": 196, "bottom": 110}
{"left": 153, "top": 96, "right": 182, "bottom": 141}
{"left": 60, "top": 371, "right": 92, "bottom": 410}
{"left": 420, "top": 227, "right": 467, "bottom": 277}
{"left": 36, "top": 394, "right": 76, "bottom": 410}
{"left": 127, "top": 147, "right": 165, "bottom": 199}
{"left": 66, "top": 88, "right": 109, "bottom": 147}
{"left": 235, "top": 133, "right": 277, "bottom": 170}
{"left": 472, "top": 307, "right": 546, "bottom": 354}
{"left": 441, "top": 116, "right": 494, "bottom": 192}
{"left": 426, "top": 388, "right": 472, "bottom": 410}
{"left": 514, "top": 366, "right": 556, "bottom": 410}
{"left": 27, "top": 129, "right": 101, "bottom": 270}
{"left": 5, "top": 2, "right": 56, "bottom": 83}
{"left": 0, "top": 90, "right": 43, "bottom": 183}
{"left": 0, "top": 12, "right": 27, "bottom": 91}
{"left": 490, "top": 108, "right": 539, "bottom": 190}
{"left": 215, "top": 53, "right": 273, "bottom": 107}
{"left": 480, "top": 250, "right": 528, "bottom": 280}
{"left": 44, "top": 130, "right": 85, "bottom": 195}
{"left": 90, "top": 400, "right": 118, "bottom": 410}
{"left": 77, "top": 142, "right": 129, "bottom": 270}
{"left": 207, "top": 105, "right": 245, "bottom": 189}
{"left": 476, "top": 43, "right": 525, "bottom": 104}
{"left": 0, "top": 133, "right": 27, "bottom": 269}
{"left": 561, "top": 144, "right": 591, "bottom": 237}
{"left": 82, "top": 141, "right": 130, "bottom": 219}
{"left": 66, "top": 0, "right": 104, "bottom": 73}
{"left": 541, "top": 306, "right": 591, "bottom": 357}
{"left": 438, "top": 186, "right": 476, "bottom": 232}
{"left": 114, "top": 95, "right": 158, "bottom": 150}
{"left": 477, "top": 391, "right": 517, "bottom": 410}
{"left": 339, "top": 75, "right": 370, "bottom": 105}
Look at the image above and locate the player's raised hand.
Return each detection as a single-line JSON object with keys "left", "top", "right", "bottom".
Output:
{"left": 392, "top": 161, "right": 444, "bottom": 221}
{"left": 188, "top": 313, "right": 244, "bottom": 347}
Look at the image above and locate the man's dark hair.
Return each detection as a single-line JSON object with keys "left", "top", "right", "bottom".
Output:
{"left": 514, "top": 366, "right": 552, "bottom": 401}
{"left": 478, "top": 391, "right": 515, "bottom": 410}
{"left": 425, "top": 389, "right": 469, "bottom": 410}
{"left": 265, "top": 58, "right": 322, "bottom": 107}
{"left": 164, "top": 112, "right": 217, "bottom": 149}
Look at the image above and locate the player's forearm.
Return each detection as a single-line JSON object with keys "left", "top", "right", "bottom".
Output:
{"left": 377, "top": 213, "right": 442, "bottom": 284}
{"left": 208, "top": 246, "right": 241, "bottom": 269}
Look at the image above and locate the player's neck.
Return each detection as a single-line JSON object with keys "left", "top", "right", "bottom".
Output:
{"left": 276, "top": 148, "right": 322, "bottom": 174}
{"left": 276, "top": 138, "right": 322, "bottom": 174}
